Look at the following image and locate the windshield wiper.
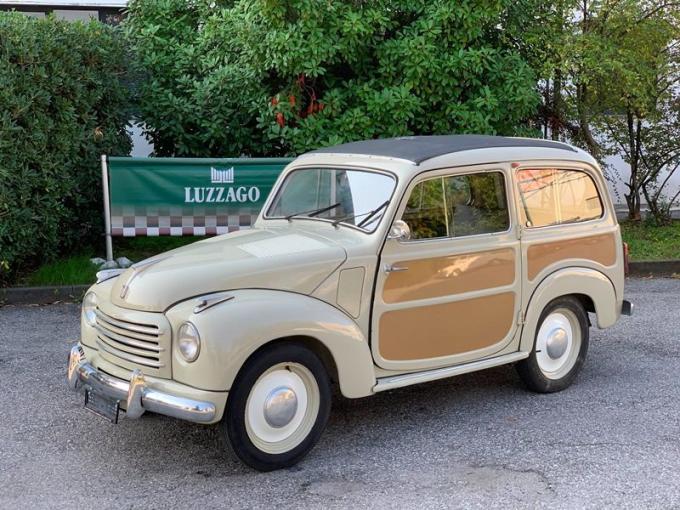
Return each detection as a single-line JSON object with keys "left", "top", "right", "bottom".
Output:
{"left": 286, "top": 202, "right": 341, "bottom": 221}
{"left": 332, "top": 200, "right": 390, "bottom": 228}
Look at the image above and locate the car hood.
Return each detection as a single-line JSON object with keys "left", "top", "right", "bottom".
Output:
{"left": 110, "top": 228, "right": 347, "bottom": 312}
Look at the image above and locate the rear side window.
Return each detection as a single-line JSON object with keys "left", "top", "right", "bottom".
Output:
{"left": 402, "top": 171, "right": 509, "bottom": 240}
{"left": 516, "top": 168, "right": 603, "bottom": 228}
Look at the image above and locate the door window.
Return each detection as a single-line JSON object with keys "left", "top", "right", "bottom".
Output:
{"left": 401, "top": 177, "right": 448, "bottom": 239}
{"left": 516, "top": 168, "right": 603, "bottom": 228}
{"left": 402, "top": 172, "right": 509, "bottom": 240}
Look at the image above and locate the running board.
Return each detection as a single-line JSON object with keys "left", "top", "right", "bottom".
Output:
{"left": 373, "top": 351, "right": 529, "bottom": 393}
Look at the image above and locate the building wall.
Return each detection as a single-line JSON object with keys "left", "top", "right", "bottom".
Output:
{"left": 0, "top": 2, "right": 125, "bottom": 24}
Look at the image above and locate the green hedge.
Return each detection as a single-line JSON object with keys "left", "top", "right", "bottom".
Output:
{"left": 0, "top": 13, "right": 131, "bottom": 285}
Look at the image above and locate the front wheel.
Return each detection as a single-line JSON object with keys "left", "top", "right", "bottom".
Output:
{"left": 516, "top": 296, "right": 589, "bottom": 393}
{"left": 223, "top": 342, "right": 331, "bottom": 471}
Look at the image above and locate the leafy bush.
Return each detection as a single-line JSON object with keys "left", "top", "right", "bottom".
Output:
{"left": 0, "top": 13, "right": 131, "bottom": 285}
{"left": 125, "top": 0, "right": 539, "bottom": 157}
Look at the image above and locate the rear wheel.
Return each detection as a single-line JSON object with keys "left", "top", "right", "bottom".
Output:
{"left": 516, "top": 296, "right": 589, "bottom": 393}
{"left": 223, "top": 342, "right": 331, "bottom": 471}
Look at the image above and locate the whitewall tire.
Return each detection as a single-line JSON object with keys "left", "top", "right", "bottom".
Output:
{"left": 517, "top": 296, "right": 589, "bottom": 393}
{"left": 223, "top": 342, "right": 331, "bottom": 471}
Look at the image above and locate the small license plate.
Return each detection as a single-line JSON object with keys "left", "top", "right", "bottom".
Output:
{"left": 84, "top": 388, "right": 120, "bottom": 424}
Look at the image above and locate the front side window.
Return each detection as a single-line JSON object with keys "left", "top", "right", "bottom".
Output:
{"left": 402, "top": 171, "right": 509, "bottom": 240}
{"left": 267, "top": 168, "right": 395, "bottom": 232}
{"left": 516, "top": 168, "right": 603, "bottom": 228}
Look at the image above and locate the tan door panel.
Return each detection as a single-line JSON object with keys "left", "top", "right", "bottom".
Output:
{"left": 379, "top": 292, "right": 516, "bottom": 360}
{"left": 527, "top": 233, "right": 616, "bottom": 281}
{"left": 383, "top": 248, "right": 515, "bottom": 304}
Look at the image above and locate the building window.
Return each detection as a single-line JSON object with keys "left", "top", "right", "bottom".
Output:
{"left": 52, "top": 9, "right": 98, "bottom": 21}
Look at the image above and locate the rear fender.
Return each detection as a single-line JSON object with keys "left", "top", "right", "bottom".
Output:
{"left": 520, "top": 268, "right": 618, "bottom": 352}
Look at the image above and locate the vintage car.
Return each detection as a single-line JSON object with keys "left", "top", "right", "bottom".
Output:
{"left": 67, "top": 135, "right": 632, "bottom": 471}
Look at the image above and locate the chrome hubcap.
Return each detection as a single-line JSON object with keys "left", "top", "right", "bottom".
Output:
{"left": 546, "top": 327, "right": 568, "bottom": 359}
{"left": 263, "top": 386, "right": 298, "bottom": 428}
{"left": 535, "top": 309, "right": 581, "bottom": 379}
{"left": 245, "top": 362, "right": 320, "bottom": 455}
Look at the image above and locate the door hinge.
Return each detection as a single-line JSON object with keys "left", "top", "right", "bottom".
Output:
{"left": 517, "top": 311, "right": 525, "bottom": 326}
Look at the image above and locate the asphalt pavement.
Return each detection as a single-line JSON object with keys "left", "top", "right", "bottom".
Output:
{"left": 1, "top": 277, "right": 679, "bottom": 509}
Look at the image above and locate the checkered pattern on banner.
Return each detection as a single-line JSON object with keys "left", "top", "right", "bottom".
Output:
{"left": 110, "top": 206, "right": 259, "bottom": 237}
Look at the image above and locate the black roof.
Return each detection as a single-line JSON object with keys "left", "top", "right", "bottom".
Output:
{"left": 308, "top": 135, "right": 577, "bottom": 165}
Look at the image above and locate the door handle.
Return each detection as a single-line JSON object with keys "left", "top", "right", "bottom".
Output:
{"left": 384, "top": 264, "right": 409, "bottom": 273}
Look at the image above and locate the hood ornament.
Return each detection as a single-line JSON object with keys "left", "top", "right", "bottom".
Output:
{"left": 96, "top": 268, "right": 124, "bottom": 284}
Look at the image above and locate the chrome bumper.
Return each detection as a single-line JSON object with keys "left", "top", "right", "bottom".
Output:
{"left": 622, "top": 299, "right": 634, "bottom": 316}
{"left": 67, "top": 344, "right": 216, "bottom": 423}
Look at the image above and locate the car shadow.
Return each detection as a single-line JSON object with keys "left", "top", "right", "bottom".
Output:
{"left": 106, "top": 364, "right": 529, "bottom": 476}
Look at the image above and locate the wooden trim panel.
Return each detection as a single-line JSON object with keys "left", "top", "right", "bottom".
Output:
{"left": 379, "top": 292, "right": 515, "bottom": 361}
{"left": 383, "top": 248, "right": 515, "bottom": 304}
{"left": 527, "top": 233, "right": 617, "bottom": 281}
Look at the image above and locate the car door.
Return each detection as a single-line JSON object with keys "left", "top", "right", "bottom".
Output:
{"left": 371, "top": 165, "right": 523, "bottom": 371}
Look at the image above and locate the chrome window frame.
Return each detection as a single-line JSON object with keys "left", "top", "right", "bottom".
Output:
{"left": 397, "top": 167, "right": 513, "bottom": 244}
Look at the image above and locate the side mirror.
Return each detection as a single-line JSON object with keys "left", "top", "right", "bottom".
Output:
{"left": 388, "top": 220, "right": 411, "bottom": 241}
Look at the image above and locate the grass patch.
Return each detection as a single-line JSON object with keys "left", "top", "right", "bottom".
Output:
{"left": 114, "top": 236, "right": 200, "bottom": 261}
{"left": 621, "top": 221, "right": 680, "bottom": 261}
{"left": 18, "top": 236, "right": 201, "bottom": 287}
{"left": 25, "top": 255, "right": 99, "bottom": 286}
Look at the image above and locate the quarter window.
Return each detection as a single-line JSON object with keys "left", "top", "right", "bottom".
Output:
{"left": 402, "top": 172, "right": 509, "bottom": 240}
{"left": 516, "top": 169, "right": 603, "bottom": 228}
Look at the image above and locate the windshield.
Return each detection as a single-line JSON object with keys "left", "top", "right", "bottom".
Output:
{"left": 267, "top": 168, "right": 396, "bottom": 232}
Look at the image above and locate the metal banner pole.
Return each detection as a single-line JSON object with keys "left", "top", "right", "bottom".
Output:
{"left": 101, "top": 154, "right": 114, "bottom": 262}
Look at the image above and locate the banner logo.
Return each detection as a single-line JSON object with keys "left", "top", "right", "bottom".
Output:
{"left": 211, "top": 166, "right": 235, "bottom": 184}
{"left": 184, "top": 186, "right": 261, "bottom": 204}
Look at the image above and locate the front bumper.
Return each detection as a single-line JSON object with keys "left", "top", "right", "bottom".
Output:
{"left": 67, "top": 344, "right": 216, "bottom": 423}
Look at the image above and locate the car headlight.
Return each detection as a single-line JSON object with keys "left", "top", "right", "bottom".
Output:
{"left": 178, "top": 322, "right": 201, "bottom": 362}
{"left": 82, "top": 292, "right": 97, "bottom": 327}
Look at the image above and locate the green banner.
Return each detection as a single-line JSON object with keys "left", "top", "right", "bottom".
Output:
{"left": 109, "top": 157, "right": 291, "bottom": 211}
{"left": 107, "top": 157, "right": 292, "bottom": 236}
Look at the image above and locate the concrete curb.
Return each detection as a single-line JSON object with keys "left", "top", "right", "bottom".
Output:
{"left": 0, "top": 261, "right": 678, "bottom": 306}
{"left": 629, "top": 260, "right": 680, "bottom": 277}
{"left": 0, "top": 285, "right": 89, "bottom": 306}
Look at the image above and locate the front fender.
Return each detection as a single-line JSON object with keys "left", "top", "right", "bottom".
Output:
{"left": 165, "top": 290, "right": 375, "bottom": 398}
{"left": 520, "top": 268, "right": 619, "bottom": 352}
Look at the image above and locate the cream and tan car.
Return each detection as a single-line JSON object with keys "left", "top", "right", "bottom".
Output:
{"left": 67, "top": 135, "right": 632, "bottom": 471}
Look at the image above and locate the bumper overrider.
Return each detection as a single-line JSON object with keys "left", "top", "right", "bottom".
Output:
{"left": 67, "top": 344, "right": 216, "bottom": 423}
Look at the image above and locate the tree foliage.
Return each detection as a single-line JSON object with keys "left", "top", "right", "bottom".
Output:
{"left": 635, "top": 97, "right": 680, "bottom": 225}
{"left": 125, "top": 0, "right": 540, "bottom": 157}
{"left": 524, "top": 0, "right": 680, "bottom": 220}
{"left": 0, "top": 13, "right": 131, "bottom": 285}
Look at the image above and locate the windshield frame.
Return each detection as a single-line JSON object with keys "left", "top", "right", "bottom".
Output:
{"left": 263, "top": 165, "right": 399, "bottom": 234}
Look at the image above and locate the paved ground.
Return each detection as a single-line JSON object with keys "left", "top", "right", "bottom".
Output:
{"left": 1, "top": 277, "right": 679, "bottom": 509}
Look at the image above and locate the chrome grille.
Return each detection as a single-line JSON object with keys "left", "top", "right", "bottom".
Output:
{"left": 94, "top": 307, "right": 169, "bottom": 375}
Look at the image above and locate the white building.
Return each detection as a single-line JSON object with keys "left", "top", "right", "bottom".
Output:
{"left": 0, "top": 0, "right": 126, "bottom": 23}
